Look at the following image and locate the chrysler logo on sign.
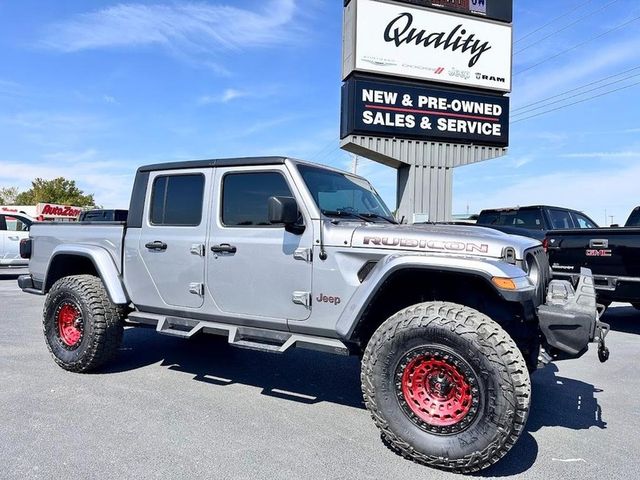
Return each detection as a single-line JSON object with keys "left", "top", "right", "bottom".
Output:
{"left": 342, "top": 0, "right": 512, "bottom": 92}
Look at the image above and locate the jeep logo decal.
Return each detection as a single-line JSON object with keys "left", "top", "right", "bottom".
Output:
{"left": 363, "top": 237, "right": 489, "bottom": 254}
{"left": 316, "top": 294, "right": 341, "bottom": 306}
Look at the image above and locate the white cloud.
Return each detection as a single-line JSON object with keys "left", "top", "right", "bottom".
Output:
{"left": 513, "top": 42, "right": 640, "bottom": 107}
{"left": 455, "top": 162, "right": 640, "bottom": 225}
{"left": 197, "top": 88, "right": 247, "bottom": 105}
{"left": 0, "top": 154, "right": 134, "bottom": 208}
{"left": 41, "top": 1, "right": 303, "bottom": 69}
{"left": 561, "top": 151, "right": 640, "bottom": 159}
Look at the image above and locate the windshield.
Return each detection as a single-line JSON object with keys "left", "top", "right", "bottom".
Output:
{"left": 297, "top": 164, "right": 394, "bottom": 222}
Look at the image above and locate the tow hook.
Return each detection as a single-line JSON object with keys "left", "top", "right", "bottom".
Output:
{"left": 596, "top": 321, "right": 610, "bottom": 363}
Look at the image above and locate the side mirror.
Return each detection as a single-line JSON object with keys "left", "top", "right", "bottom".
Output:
{"left": 268, "top": 196, "right": 305, "bottom": 234}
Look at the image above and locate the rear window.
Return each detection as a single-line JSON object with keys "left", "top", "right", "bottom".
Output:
{"left": 478, "top": 209, "right": 542, "bottom": 229}
{"left": 150, "top": 174, "right": 205, "bottom": 226}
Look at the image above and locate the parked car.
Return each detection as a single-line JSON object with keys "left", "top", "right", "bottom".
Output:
{"left": 477, "top": 205, "right": 599, "bottom": 241}
{"left": 18, "top": 156, "right": 609, "bottom": 473}
{"left": 0, "top": 212, "right": 33, "bottom": 267}
{"left": 625, "top": 206, "right": 640, "bottom": 227}
{"left": 546, "top": 226, "right": 640, "bottom": 309}
{"left": 78, "top": 209, "right": 128, "bottom": 222}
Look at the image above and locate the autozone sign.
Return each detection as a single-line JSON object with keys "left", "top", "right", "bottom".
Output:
{"left": 36, "top": 203, "right": 82, "bottom": 219}
{"left": 342, "top": 0, "right": 513, "bottom": 92}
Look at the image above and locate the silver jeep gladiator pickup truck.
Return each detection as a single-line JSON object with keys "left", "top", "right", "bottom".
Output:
{"left": 19, "top": 157, "right": 609, "bottom": 473}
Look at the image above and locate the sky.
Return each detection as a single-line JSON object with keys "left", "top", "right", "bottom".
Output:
{"left": 0, "top": 0, "right": 639, "bottom": 226}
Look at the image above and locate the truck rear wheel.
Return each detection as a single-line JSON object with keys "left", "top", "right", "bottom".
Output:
{"left": 43, "top": 275, "right": 125, "bottom": 372}
{"left": 361, "top": 302, "right": 531, "bottom": 473}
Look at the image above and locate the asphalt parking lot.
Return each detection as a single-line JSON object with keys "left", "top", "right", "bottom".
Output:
{"left": 1, "top": 269, "right": 639, "bottom": 480}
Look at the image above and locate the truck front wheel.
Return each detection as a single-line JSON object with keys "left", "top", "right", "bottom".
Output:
{"left": 43, "top": 275, "right": 125, "bottom": 372}
{"left": 361, "top": 302, "right": 531, "bottom": 473}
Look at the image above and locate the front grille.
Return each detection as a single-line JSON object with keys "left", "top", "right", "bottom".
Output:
{"left": 524, "top": 246, "right": 551, "bottom": 306}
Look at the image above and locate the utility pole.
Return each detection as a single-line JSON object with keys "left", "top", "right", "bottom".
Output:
{"left": 351, "top": 154, "right": 359, "bottom": 174}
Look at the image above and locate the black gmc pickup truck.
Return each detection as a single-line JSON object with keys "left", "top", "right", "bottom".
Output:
{"left": 546, "top": 227, "right": 640, "bottom": 309}
{"left": 477, "top": 205, "right": 599, "bottom": 241}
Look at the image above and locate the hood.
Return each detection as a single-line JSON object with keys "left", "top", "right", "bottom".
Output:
{"left": 343, "top": 223, "right": 540, "bottom": 259}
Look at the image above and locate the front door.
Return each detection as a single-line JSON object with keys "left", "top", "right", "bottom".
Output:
{"left": 207, "top": 166, "right": 313, "bottom": 321}
{"left": 138, "top": 169, "right": 210, "bottom": 309}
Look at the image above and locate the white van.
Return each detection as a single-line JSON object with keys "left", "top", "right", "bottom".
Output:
{"left": 1, "top": 213, "right": 33, "bottom": 267}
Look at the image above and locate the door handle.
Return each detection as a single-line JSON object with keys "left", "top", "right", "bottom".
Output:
{"left": 8, "top": 236, "right": 19, "bottom": 241}
{"left": 211, "top": 244, "right": 237, "bottom": 254}
{"left": 145, "top": 241, "right": 168, "bottom": 251}
{"left": 589, "top": 239, "right": 609, "bottom": 248}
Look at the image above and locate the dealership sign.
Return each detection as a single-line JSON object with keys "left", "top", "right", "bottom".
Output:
{"left": 343, "top": 0, "right": 513, "bottom": 23}
{"left": 342, "top": 0, "right": 512, "bottom": 92}
{"left": 341, "top": 76, "right": 509, "bottom": 146}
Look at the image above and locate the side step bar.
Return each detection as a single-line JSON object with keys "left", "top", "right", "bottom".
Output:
{"left": 128, "top": 312, "right": 350, "bottom": 356}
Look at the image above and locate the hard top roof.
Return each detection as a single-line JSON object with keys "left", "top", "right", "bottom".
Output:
{"left": 138, "top": 156, "right": 287, "bottom": 172}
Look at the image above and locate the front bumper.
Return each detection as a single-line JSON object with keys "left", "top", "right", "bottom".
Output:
{"left": 537, "top": 268, "right": 609, "bottom": 361}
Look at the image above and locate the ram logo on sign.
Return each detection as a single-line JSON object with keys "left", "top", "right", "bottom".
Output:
{"left": 342, "top": 0, "right": 512, "bottom": 92}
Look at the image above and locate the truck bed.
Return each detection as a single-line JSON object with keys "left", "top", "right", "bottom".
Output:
{"left": 29, "top": 222, "right": 125, "bottom": 286}
{"left": 547, "top": 227, "right": 640, "bottom": 303}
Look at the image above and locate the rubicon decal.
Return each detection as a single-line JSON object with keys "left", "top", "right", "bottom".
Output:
{"left": 363, "top": 236, "right": 489, "bottom": 253}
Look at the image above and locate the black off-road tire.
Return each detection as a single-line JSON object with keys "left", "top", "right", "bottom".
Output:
{"left": 43, "top": 275, "right": 126, "bottom": 372}
{"left": 361, "top": 302, "right": 531, "bottom": 473}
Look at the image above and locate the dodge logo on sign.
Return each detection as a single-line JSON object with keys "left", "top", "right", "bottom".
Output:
{"left": 341, "top": 75, "right": 509, "bottom": 146}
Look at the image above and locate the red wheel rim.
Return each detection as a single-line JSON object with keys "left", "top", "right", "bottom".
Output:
{"left": 396, "top": 348, "right": 479, "bottom": 434}
{"left": 57, "top": 303, "right": 83, "bottom": 348}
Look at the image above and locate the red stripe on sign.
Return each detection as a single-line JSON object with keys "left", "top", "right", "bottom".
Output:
{"left": 364, "top": 104, "right": 499, "bottom": 122}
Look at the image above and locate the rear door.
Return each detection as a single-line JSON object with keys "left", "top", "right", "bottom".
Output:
{"left": 137, "top": 169, "right": 211, "bottom": 309}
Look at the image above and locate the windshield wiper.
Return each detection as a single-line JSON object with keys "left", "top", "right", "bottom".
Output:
{"left": 358, "top": 213, "right": 398, "bottom": 224}
{"left": 322, "top": 210, "right": 397, "bottom": 224}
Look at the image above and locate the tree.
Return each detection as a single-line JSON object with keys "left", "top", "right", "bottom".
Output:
{"left": 0, "top": 187, "right": 20, "bottom": 205}
{"left": 15, "top": 178, "right": 95, "bottom": 206}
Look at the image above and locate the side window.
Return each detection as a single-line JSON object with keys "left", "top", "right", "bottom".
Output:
{"left": 572, "top": 212, "right": 597, "bottom": 229}
{"left": 150, "top": 174, "right": 205, "bottom": 226}
{"left": 5, "top": 216, "right": 29, "bottom": 232}
{"left": 548, "top": 209, "right": 574, "bottom": 229}
{"left": 514, "top": 209, "right": 543, "bottom": 229}
{"left": 222, "top": 172, "right": 293, "bottom": 227}
{"left": 0, "top": 215, "right": 6, "bottom": 231}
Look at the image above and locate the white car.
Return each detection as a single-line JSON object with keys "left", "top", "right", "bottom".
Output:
{"left": 1, "top": 212, "right": 33, "bottom": 267}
